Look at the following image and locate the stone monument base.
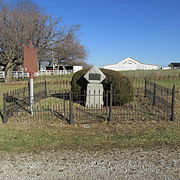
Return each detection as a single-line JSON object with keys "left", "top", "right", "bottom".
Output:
{"left": 85, "top": 83, "right": 104, "bottom": 108}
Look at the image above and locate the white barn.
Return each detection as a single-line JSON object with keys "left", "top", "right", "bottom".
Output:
{"left": 103, "top": 57, "right": 159, "bottom": 71}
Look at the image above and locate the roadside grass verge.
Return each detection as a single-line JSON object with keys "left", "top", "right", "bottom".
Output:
{"left": 0, "top": 121, "right": 179, "bottom": 154}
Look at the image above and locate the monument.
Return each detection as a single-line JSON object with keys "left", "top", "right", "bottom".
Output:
{"left": 84, "top": 66, "right": 106, "bottom": 108}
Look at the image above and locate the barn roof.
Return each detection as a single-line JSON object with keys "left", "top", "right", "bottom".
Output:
{"left": 103, "top": 57, "right": 159, "bottom": 67}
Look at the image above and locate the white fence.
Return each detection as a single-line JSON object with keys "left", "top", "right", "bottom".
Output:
{"left": 36, "top": 70, "right": 73, "bottom": 76}
{"left": 0, "top": 71, "right": 5, "bottom": 78}
{"left": 0, "top": 70, "right": 73, "bottom": 79}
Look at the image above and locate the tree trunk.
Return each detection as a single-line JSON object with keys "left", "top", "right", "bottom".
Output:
{"left": 4, "top": 62, "right": 14, "bottom": 83}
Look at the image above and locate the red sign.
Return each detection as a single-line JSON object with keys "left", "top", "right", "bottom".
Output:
{"left": 23, "top": 41, "right": 38, "bottom": 76}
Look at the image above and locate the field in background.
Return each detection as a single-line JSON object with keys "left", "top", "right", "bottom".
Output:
{"left": 122, "top": 69, "right": 180, "bottom": 80}
{"left": 0, "top": 69, "right": 179, "bottom": 110}
{"left": 0, "top": 70, "right": 180, "bottom": 112}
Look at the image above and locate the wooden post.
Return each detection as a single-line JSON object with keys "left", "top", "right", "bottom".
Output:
{"left": 2, "top": 93, "right": 8, "bottom": 123}
{"left": 153, "top": 83, "right": 156, "bottom": 106}
{"left": 108, "top": 84, "right": 112, "bottom": 122}
{"left": 170, "top": 84, "right": 175, "bottom": 121}
{"left": 144, "top": 78, "right": 147, "bottom": 98}
{"left": 69, "top": 92, "right": 74, "bottom": 124}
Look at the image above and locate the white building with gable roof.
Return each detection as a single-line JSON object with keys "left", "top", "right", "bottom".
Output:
{"left": 103, "top": 57, "right": 159, "bottom": 71}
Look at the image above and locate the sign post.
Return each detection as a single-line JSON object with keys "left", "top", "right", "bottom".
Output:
{"left": 23, "top": 41, "right": 38, "bottom": 115}
{"left": 29, "top": 77, "right": 34, "bottom": 115}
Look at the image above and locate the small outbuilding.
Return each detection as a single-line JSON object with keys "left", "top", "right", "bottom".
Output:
{"left": 103, "top": 57, "right": 159, "bottom": 71}
{"left": 169, "top": 62, "right": 180, "bottom": 69}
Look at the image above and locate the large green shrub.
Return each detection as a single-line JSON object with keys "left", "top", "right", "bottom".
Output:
{"left": 71, "top": 69, "right": 134, "bottom": 105}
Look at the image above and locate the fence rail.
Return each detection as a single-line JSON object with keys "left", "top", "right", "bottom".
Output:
{"left": 0, "top": 70, "right": 73, "bottom": 79}
{"left": 1, "top": 79, "right": 177, "bottom": 123}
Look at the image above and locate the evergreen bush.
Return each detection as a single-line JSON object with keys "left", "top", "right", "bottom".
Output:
{"left": 71, "top": 68, "right": 134, "bottom": 105}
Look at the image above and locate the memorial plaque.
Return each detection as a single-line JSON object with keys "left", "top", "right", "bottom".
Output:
{"left": 84, "top": 66, "right": 106, "bottom": 84}
{"left": 89, "top": 73, "right": 101, "bottom": 80}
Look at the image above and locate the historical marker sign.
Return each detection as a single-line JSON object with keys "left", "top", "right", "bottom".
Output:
{"left": 23, "top": 41, "right": 38, "bottom": 76}
{"left": 23, "top": 41, "right": 38, "bottom": 115}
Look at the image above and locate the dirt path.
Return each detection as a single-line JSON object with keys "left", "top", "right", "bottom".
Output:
{"left": 0, "top": 147, "right": 179, "bottom": 180}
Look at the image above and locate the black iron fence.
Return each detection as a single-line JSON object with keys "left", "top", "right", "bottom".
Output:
{"left": 2, "top": 80, "right": 71, "bottom": 123}
{"left": 1, "top": 79, "right": 177, "bottom": 124}
{"left": 144, "top": 79, "right": 176, "bottom": 121}
{"left": 3, "top": 86, "right": 29, "bottom": 123}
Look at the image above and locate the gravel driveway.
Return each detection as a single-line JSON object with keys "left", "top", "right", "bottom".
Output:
{"left": 0, "top": 147, "right": 179, "bottom": 180}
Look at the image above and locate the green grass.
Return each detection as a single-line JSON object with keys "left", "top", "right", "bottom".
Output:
{"left": 0, "top": 121, "right": 179, "bottom": 154}
{"left": 0, "top": 83, "right": 26, "bottom": 109}
{"left": 0, "top": 72, "right": 179, "bottom": 154}
{"left": 0, "top": 74, "right": 72, "bottom": 108}
{"left": 154, "top": 79, "right": 180, "bottom": 88}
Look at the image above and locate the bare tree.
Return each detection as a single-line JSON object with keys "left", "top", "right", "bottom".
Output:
{"left": 0, "top": 0, "right": 87, "bottom": 82}
{"left": 53, "top": 25, "right": 88, "bottom": 67}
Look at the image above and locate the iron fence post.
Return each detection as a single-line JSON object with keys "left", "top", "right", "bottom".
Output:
{"left": 44, "top": 79, "right": 47, "bottom": 97}
{"left": 2, "top": 93, "right": 8, "bottom": 123}
{"left": 69, "top": 92, "right": 74, "bottom": 124}
{"left": 106, "top": 90, "right": 108, "bottom": 120}
{"left": 170, "top": 84, "right": 175, "bottom": 121}
{"left": 63, "top": 93, "right": 66, "bottom": 120}
{"left": 153, "top": 83, "right": 156, "bottom": 106}
{"left": 108, "top": 84, "right": 112, "bottom": 122}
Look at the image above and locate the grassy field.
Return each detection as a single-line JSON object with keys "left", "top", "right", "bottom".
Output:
{"left": 122, "top": 69, "right": 180, "bottom": 80}
{"left": 0, "top": 121, "right": 179, "bottom": 154}
{"left": 0, "top": 70, "right": 179, "bottom": 154}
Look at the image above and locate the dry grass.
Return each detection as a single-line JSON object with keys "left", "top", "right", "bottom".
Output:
{"left": 122, "top": 69, "right": 180, "bottom": 80}
{"left": 0, "top": 120, "right": 179, "bottom": 154}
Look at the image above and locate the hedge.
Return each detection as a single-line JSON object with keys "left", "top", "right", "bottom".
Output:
{"left": 71, "top": 68, "right": 134, "bottom": 105}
